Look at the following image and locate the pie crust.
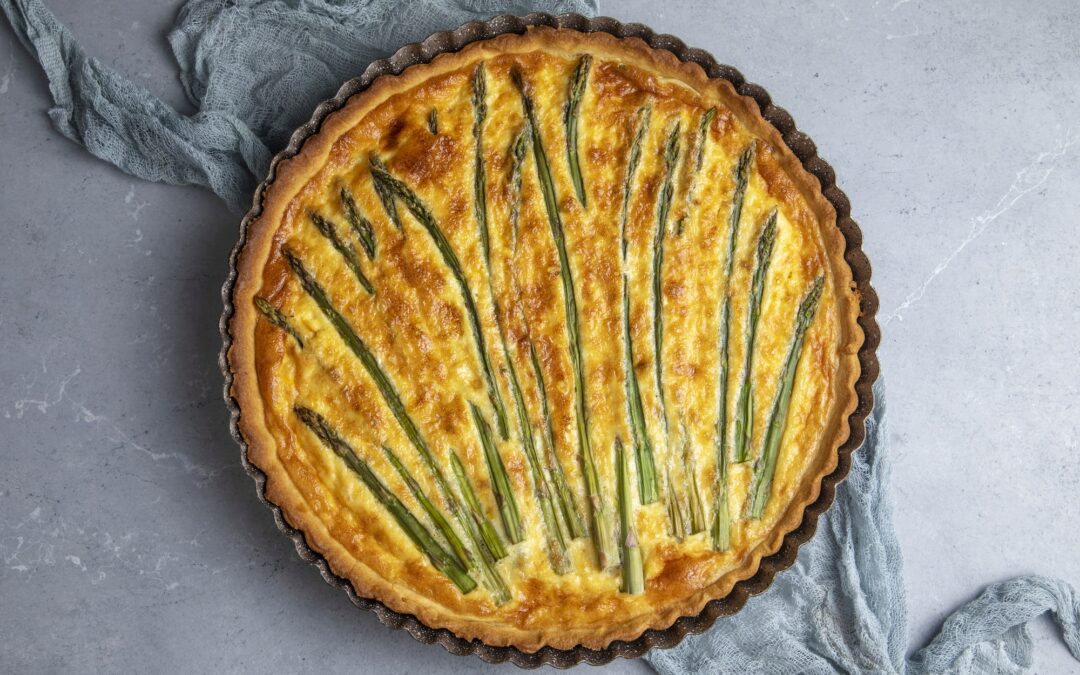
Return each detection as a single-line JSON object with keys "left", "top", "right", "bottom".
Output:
{"left": 227, "top": 26, "right": 864, "bottom": 653}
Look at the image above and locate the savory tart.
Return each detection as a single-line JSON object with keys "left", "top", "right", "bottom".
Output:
{"left": 228, "top": 27, "right": 862, "bottom": 652}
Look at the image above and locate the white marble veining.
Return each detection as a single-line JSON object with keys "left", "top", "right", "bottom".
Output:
{"left": 1, "top": 1, "right": 1078, "bottom": 672}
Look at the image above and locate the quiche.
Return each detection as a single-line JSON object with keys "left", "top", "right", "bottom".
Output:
{"left": 228, "top": 27, "right": 863, "bottom": 652}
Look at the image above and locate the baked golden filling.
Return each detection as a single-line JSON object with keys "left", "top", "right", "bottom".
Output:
{"left": 228, "top": 27, "right": 862, "bottom": 651}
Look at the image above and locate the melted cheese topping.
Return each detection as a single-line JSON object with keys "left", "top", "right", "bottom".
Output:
{"left": 242, "top": 32, "right": 857, "bottom": 651}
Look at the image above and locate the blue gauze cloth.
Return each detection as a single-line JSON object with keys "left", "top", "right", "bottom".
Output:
{"left": 2, "top": 2, "right": 1078, "bottom": 672}
{"left": 649, "top": 384, "right": 1080, "bottom": 674}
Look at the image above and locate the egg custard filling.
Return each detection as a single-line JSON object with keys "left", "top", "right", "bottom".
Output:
{"left": 228, "top": 27, "right": 863, "bottom": 651}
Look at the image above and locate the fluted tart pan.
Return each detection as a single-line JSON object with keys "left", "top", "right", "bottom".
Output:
{"left": 217, "top": 11, "right": 876, "bottom": 669}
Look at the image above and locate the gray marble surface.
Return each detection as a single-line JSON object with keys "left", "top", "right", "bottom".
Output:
{"left": 2, "top": 1, "right": 1079, "bottom": 672}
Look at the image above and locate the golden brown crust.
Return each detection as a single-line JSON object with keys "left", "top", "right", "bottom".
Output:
{"left": 228, "top": 26, "right": 863, "bottom": 652}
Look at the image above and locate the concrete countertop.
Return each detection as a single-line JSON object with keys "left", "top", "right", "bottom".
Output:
{"left": 2, "top": 1, "right": 1078, "bottom": 672}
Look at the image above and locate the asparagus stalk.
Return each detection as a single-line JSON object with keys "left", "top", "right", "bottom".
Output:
{"left": 283, "top": 248, "right": 424, "bottom": 460}
{"left": 683, "top": 431, "right": 707, "bottom": 534}
{"left": 666, "top": 464, "right": 687, "bottom": 540}
{"left": 309, "top": 212, "right": 375, "bottom": 295}
{"left": 427, "top": 108, "right": 438, "bottom": 135}
{"left": 616, "top": 104, "right": 660, "bottom": 506}
{"left": 673, "top": 107, "right": 716, "bottom": 236}
{"left": 711, "top": 298, "right": 732, "bottom": 551}
{"left": 371, "top": 166, "right": 402, "bottom": 231}
{"left": 448, "top": 449, "right": 511, "bottom": 604}
{"left": 502, "top": 125, "right": 580, "bottom": 558}
{"left": 733, "top": 209, "right": 779, "bottom": 463}
{"left": 724, "top": 146, "right": 756, "bottom": 278}
{"left": 470, "top": 86, "right": 544, "bottom": 550}
{"left": 528, "top": 338, "right": 587, "bottom": 541}
{"left": 620, "top": 105, "right": 651, "bottom": 260}
{"left": 449, "top": 448, "right": 508, "bottom": 562}
{"left": 746, "top": 275, "right": 824, "bottom": 519}
{"left": 652, "top": 122, "right": 682, "bottom": 439}
{"left": 471, "top": 64, "right": 491, "bottom": 265}
{"left": 469, "top": 68, "right": 535, "bottom": 525}
{"left": 293, "top": 406, "right": 476, "bottom": 594}
{"left": 254, "top": 297, "right": 304, "bottom": 349}
{"left": 512, "top": 66, "right": 616, "bottom": 569}
{"left": 282, "top": 249, "right": 512, "bottom": 588}
{"left": 615, "top": 437, "right": 644, "bottom": 595}
{"left": 340, "top": 187, "right": 376, "bottom": 260}
{"left": 380, "top": 444, "right": 466, "bottom": 566}
{"left": 564, "top": 55, "right": 592, "bottom": 207}
{"left": 712, "top": 144, "right": 755, "bottom": 546}
{"left": 493, "top": 296, "right": 570, "bottom": 570}
{"left": 622, "top": 282, "right": 658, "bottom": 504}
{"left": 503, "top": 148, "right": 585, "bottom": 544}
{"left": 369, "top": 156, "right": 510, "bottom": 441}
{"left": 711, "top": 484, "right": 732, "bottom": 552}
{"left": 508, "top": 126, "right": 529, "bottom": 249}
{"left": 470, "top": 402, "right": 524, "bottom": 544}
{"left": 694, "top": 109, "right": 717, "bottom": 172}
{"left": 508, "top": 364, "right": 571, "bottom": 571}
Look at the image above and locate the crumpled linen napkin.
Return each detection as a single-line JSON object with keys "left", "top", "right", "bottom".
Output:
{"left": 2, "top": 1, "right": 1078, "bottom": 672}
{"left": 0, "top": 0, "right": 599, "bottom": 213}
{"left": 648, "top": 383, "right": 1080, "bottom": 675}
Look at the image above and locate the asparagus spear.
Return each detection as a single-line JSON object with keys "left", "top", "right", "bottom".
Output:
{"left": 673, "top": 107, "right": 716, "bottom": 236}
{"left": 746, "top": 275, "right": 824, "bottom": 519}
{"left": 666, "top": 464, "right": 687, "bottom": 541}
{"left": 712, "top": 144, "right": 755, "bottom": 546}
{"left": 448, "top": 449, "right": 511, "bottom": 604}
{"left": 284, "top": 248, "right": 424, "bottom": 460}
{"left": 660, "top": 115, "right": 712, "bottom": 523}
{"left": 564, "top": 55, "right": 592, "bottom": 207}
{"left": 469, "top": 65, "right": 534, "bottom": 497}
{"left": 380, "top": 444, "right": 465, "bottom": 563}
{"left": 711, "top": 299, "right": 732, "bottom": 551}
{"left": 615, "top": 437, "right": 644, "bottom": 594}
{"left": 293, "top": 406, "right": 476, "bottom": 594}
{"left": 622, "top": 282, "right": 658, "bottom": 505}
{"left": 369, "top": 156, "right": 510, "bottom": 441}
{"left": 683, "top": 430, "right": 707, "bottom": 534}
{"left": 620, "top": 105, "right": 651, "bottom": 260}
{"left": 491, "top": 271, "right": 570, "bottom": 569}
{"left": 309, "top": 212, "right": 375, "bottom": 295}
{"left": 340, "top": 187, "right": 376, "bottom": 260}
{"left": 616, "top": 105, "right": 660, "bottom": 506}
{"left": 470, "top": 402, "right": 524, "bottom": 544}
{"left": 471, "top": 63, "right": 491, "bottom": 265}
{"left": 724, "top": 146, "right": 756, "bottom": 279}
{"left": 371, "top": 167, "right": 402, "bottom": 231}
{"left": 282, "top": 249, "right": 512, "bottom": 590}
{"left": 502, "top": 126, "right": 582, "bottom": 556}
{"left": 653, "top": 122, "right": 682, "bottom": 439}
{"left": 512, "top": 66, "right": 616, "bottom": 569}
{"left": 733, "top": 209, "right": 779, "bottom": 463}
{"left": 694, "top": 109, "right": 717, "bottom": 172}
{"left": 505, "top": 354, "right": 571, "bottom": 571}
{"left": 254, "top": 297, "right": 304, "bottom": 349}
{"left": 503, "top": 144, "right": 584, "bottom": 544}
{"left": 449, "top": 448, "right": 508, "bottom": 562}
{"left": 528, "top": 338, "right": 587, "bottom": 541}
{"left": 502, "top": 346, "right": 574, "bottom": 569}
{"left": 508, "top": 126, "right": 529, "bottom": 249}
{"left": 710, "top": 483, "right": 732, "bottom": 552}
{"left": 427, "top": 108, "right": 438, "bottom": 135}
